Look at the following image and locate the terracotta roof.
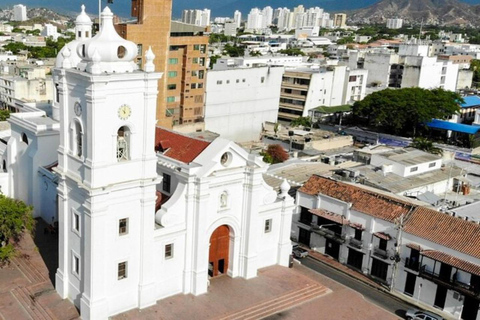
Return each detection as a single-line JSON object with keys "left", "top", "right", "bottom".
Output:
{"left": 373, "top": 232, "right": 392, "bottom": 241}
{"left": 405, "top": 206, "right": 480, "bottom": 260}
{"left": 155, "top": 191, "right": 170, "bottom": 212}
{"left": 299, "top": 175, "right": 414, "bottom": 223}
{"left": 310, "top": 209, "right": 349, "bottom": 225}
{"left": 155, "top": 127, "right": 211, "bottom": 164}
{"left": 421, "top": 250, "right": 480, "bottom": 277}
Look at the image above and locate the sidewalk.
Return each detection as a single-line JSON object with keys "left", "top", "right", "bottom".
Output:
{"left": 305, "top": 248, "right": 456, "bottom": 320}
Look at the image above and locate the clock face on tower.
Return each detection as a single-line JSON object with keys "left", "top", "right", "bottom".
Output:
{"left": 118, "top": 104, "right": 131, "bottom": 120}
{"left": 74, "top": 102, "right": 82, "bottom": 116}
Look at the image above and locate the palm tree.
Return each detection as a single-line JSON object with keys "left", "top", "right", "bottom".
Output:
{"left": 410, "top": 137, "right": 443, "bottom": 155}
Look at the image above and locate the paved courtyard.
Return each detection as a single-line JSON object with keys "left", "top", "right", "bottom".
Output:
{"left": 0, "top": 220, "right": 399, "bottom": 320}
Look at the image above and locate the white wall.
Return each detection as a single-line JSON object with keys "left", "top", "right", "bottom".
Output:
{"left": 204, "top": 66, "right": 284, "bottom": 142}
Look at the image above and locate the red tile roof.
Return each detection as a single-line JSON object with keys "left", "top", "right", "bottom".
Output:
{"left": 405, "top": 207, "right": 480, "bottom": 260}
{"left": 421, "top": 250, "right": 480, "bottom": 277}
{"left": 299, "top": 175, "right": 414, "bottom": 223}
{"left": 155, "top": 127, "right": 211, "bottom": 164}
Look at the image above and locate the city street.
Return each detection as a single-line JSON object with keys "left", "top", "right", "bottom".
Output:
{"left": 301, "top": 256, "right": 413, "bottom": 319}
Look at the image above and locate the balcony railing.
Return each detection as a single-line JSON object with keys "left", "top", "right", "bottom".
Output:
{"left": 373, "top": 247, "right": 389, "bottom": 260}
{"left": 419, "top": 266, "right": 480, "bottom": 298}
{"left": 348, "top": 238, "right": 363, "bottom": 249}
{"left": 311, "top": 223, "right": 345, "bottom": 243}
{"left": 404, "top": 257, "right": 419, "bottom": 272}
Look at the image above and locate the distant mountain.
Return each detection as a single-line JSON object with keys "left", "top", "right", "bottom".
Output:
{"left": 349, "top": 0, "right": 480, "bottom": 26}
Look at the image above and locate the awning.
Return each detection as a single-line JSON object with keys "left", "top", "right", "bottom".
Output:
{"left": 406, "top": 243, "right": 422, "bottom": 251}
{"left": 421, "top": 250, "right": 480, "bottom": 277}
{"left": 349, "top": 222, "right": 365, "bottom": 230}
{"left": 309, "top": 209, "right": 349, "bottom": 225}
{"left": 373, "top": 232, "right": 392, "bottom": 241}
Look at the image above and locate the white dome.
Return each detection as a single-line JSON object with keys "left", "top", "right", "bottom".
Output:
{"left": 55, "top": 40, "right": 82, "bottom": 68}
{"left": 77, "top": 7, "right": 138, "bottom": 74}
{"left": 75, "top": 5, "right": 92, "bottom": 25}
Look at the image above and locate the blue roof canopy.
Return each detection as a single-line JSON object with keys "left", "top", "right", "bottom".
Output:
{"left": 427, "top": 119, "right": 480, "bottom": 134}
{"left": 460, "top": 96, "right": 480, "bottom": 108}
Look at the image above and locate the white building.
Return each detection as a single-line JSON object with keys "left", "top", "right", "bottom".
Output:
{"left": 246, "top": 8, "right": 263, "bottom": 31}
{"left": 181, "top": 9, "right": 211, "bottom": 27}
{"left": 234, "top": 10, "right": 242, "bottom": 28}
{"left": 204, "top": 62, "right": 284, "bottom": 142}
{"left": 13, "top": 4, "right": 27, "bottom": 22}
{"left": 41, "top": 23, "right": 59, "bottom": 40}
{"left": 386, "top": 18, "right": 403, "bottom": 29}
{"left": 361, "top": 52, "right": 460, "bottom": 91}
{"left": 224, "top": 22, "right": 237, "bottom": 37}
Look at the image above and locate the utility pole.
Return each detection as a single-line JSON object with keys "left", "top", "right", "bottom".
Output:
{"left": 390, "top": 213, "right": 404, "bottom": 292}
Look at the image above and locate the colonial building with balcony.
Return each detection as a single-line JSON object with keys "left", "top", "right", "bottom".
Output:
{"left": 293, "top": 175, "right": 414, "bottom": 285}
{"left": 294, "top": 174, "right": 480, "bottom": 320}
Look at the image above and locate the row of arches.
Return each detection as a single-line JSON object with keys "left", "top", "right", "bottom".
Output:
{"left": 69, "top": 120, "right": 131, "bottom": 162}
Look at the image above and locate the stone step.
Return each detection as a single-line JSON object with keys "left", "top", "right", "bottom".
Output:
{"left": 11, "top": 286, "right": 54, "bottom": 320}
{"left": 243, "top": 286, "right": 329, "bottom": 320}
{"left": 12, "top": 257, "right": 48, "bottom": 284}
{"left": 219, "top": 284, "right": 329, "bottom": 320}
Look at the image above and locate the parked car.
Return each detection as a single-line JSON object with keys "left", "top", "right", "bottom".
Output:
{"left": 405, "top": 308, "right": 443, "bottom": 320}
{"left": 292, "top": 245, "right": 309, "bottom": 259}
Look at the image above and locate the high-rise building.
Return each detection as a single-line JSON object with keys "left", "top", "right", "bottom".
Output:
{"left": 334, "top": 13, "right": 347, "bottom": 28}
{"left": 262, "top": 6, "right": 273, "bottom": 28}
{"left": 234, "top": 10, "right": 242, "bottom": 28}
{"left": 246, "top": 8, "right": 263, "bottom": 30}
{"left": 167, "top": 22, "right": 208, "bottom": 128}
{"left": 115, "top": 0, "right": 172, "bottom": 128}
{"left": 13, "top": 4, "right": 27, "bottom": 22}
{"left": 386, "top": 18, "right": 403, "bottom": 29}
{"left": 181, "top": 9, "right": 211, "bottom": 27}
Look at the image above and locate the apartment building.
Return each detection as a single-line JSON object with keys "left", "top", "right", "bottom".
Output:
{"left": 278, "top": 65, "right": 367, "bottom": 122}
{"left": 167, "top": 22, "right": 208, "bottom": 130}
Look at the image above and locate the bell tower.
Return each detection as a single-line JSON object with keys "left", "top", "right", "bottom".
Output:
{"left": 54, "top": 7, "right": 162, "bottom": 319}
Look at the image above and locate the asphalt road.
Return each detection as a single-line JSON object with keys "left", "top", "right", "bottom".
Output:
{"left": 301, "top": 256, "right": 414, "bottom": 319}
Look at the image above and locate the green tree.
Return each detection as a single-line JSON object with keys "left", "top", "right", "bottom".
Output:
{"left": 290, "top": 116, "right": 312, "bottom": 128}
{"left": 223, "top": 43, "right": 244, "bottom": 57}
{"left": 410, "top": 137, "right": 443, "bottom": 155}
{"left": 336, "top": 36, "right": 355, "bottom": 44}
{"left": 278, "top": 48, "right": 305, "bottom": 56}
{"left": 261, "top": 144, "right": 289, "bottom": 164}
{"left": 0, "top": 109, "right": 10, "bottom": 121}
{"left": 352, "top": 88, "right": 462, "bottom": 137}
{"left": 0, "top": 196, "right": 35, "bottom": 264}
{"left": 470, "top": 60, "right": 480, "bottom": 87}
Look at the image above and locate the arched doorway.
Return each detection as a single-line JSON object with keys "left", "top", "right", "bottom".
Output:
{"left": 209, "top": 225, "right": 230, "bottom": 277}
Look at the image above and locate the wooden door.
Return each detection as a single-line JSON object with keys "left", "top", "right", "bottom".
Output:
{"left": 209, "top": 225, "right": 230, "bottom": 277}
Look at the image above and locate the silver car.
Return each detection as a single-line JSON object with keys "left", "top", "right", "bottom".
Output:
{"left": 405, "top": 308, "right": 443, "bottom": 320}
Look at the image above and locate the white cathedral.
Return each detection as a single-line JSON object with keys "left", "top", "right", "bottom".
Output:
{"left": 0, "top": 6, "right": 294, "bottom": 319}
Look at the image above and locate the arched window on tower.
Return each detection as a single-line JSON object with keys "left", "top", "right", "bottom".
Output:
{"left": 69, "top": 120, "right": 83, "bottom": 157}
{"left": 116, "top": 126, "right": 130, "bottom": 161}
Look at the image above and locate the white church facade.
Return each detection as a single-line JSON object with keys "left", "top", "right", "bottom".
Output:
{"left": 0, "top": 6, "right": 295, "bottom": 319}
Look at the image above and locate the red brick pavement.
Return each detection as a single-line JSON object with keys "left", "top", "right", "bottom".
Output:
{"left": 0, "top": 233, "right": 79, "bottom": 320}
